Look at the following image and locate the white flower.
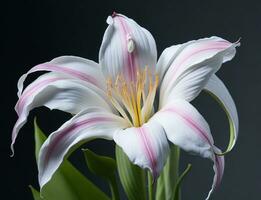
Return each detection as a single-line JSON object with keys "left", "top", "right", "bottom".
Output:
{"left": 12, "top": 13, "right": 239, "bottom": 199}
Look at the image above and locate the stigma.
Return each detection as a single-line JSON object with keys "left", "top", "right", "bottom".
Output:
{"left": 107, "top": 67, "right": 159, "bottom": 127}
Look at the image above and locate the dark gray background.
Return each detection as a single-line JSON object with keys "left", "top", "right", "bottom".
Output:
{"left": 2, "top": 0, "right": 260, "bottom": 199}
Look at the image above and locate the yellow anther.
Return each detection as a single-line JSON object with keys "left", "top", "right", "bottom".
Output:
{"left": 106, "top": 67, "right": 159, "bottom": 127}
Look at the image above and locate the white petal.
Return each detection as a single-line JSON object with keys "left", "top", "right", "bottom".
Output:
{"left": 17, "top": 56, "right": 105, "bottom": 97}
{"left": 204, "top": 75, "right": 239, "bottom": 154}
{"left": 38, "top": 107, "right": 128, "bottom": 189}
{"left": 12, "top": 72, "right": 113, "bottom": 154}
{"left": 153, "top": 100, "right": 214, "bottom": 155}
{"left": 158, "top": 36, "right": 239, "bottom": 107}
{"left": 156, "top": 44, "right": 182, "bottom": 82}
{"left": 152, "top": 100, "right": 224, "bottom": 199}
{"left": 113, "top": 121, "right": 169, "bottom": 178}
{"left": 99, "top": 13, "right": 157, "bottom": 82}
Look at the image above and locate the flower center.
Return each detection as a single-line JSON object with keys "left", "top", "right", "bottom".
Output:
{"left": 106, "top": 67, "right": 159, "bottom": 127}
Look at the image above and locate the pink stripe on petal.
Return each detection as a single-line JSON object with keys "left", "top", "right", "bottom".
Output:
{"left": 17, "top": 77, "right": 64, "bottom": 115}
{"left": 32, "top": 63, "right": 98, "bottom": 86}
{"left": 163, "top": 107, "right": 212, "bottom": 145}
{"left": 179, "top": 41, "right": 231, "bottom": 64}
{"left": 116, "top": 17, "right": 129, "bottom": 77}
{"left": 116, "top": 16, "right": 137, "bottom": 81}
{"left": 215, "top": 155, "right": 224, "bottom": 186}
{"left": 168, "top": 41, "right": 232, "bottom": 81}
{"left": 138, "top": 126, "right": 157, "bottom": 177}
{"left": 43, "top": 116, "right": 112, "bottom": 168}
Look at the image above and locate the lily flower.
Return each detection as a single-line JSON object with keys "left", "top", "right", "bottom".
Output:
{"left": 12, "top": 13, "right": 239, "bottom": 199}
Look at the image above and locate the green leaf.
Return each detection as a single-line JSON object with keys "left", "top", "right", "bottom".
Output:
{"left": 32, "top": 119, "right": 110, "bottom": 200}
{"left": 83, "top": 149, "right": 119, "bottom": 200}
{"left": 156, "top": 144, "right": 180, "bottom": 200}
{"left": 29, "top": 185, "right": 42, "bottom": 200}
{"left": 83, "top": 149, "right": 116, "bottom": 179}
{"left": 115, "top": 145, "right": 146, "bottom": 200}
{"left": 173, "top": 164, "right": 192, "bottom": 200}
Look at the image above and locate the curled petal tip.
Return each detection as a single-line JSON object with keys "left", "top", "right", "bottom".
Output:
{"left": 112, "top": 11, "right": 118, "bottom": 17}
{"left": 10, "top": 145, "right": 15, "bottom": 157}
{"left": 235, "top": 37, "right": 241, "bottom": 46}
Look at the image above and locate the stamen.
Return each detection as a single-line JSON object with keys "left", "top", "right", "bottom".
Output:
{"left": 106, "top": 67, "right": 158, "bottom": 127}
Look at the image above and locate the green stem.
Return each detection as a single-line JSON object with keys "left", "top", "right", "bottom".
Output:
{"left": 108, "top": 175, "right": 120, "bottom": 200}
{"left": 172, "top": 164, "right": 192, "bottom": 200}
{"left": 148, "top": 171, "right": 154, "bottom": 200}
{"left": 155, "top": 145, "right": 180, "bottom": 200}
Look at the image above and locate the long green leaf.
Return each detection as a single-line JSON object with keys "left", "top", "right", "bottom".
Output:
{"left": 115, "top": 145, "right": 146, "bottom": 200}
{"left": 32, "top": 119, "right": 110, "bottom": 200}
{"left": 83, "top": 149, "right": 119, "bottom": 200}
{"left": 83, "top": 149, "right": 116, "bottom": 179}
{"left": 156, "top": 144, "right": 180, "bottom": 200}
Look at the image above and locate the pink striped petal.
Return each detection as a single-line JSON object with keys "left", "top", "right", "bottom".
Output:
{"left": 158, "top": 36, "right": 239, "bottom": 107}
{"left": 12, "top": 73, "right": 113, "bottom": 155}
{"left": 152, "top": 100, "right": 224, "bottom": 200}
{"left": 113, "top": 121, "right": 169, "bottom": 178}
{"left": 17, "top": 56, "right": 105, "bottom": 97}
{"left": 38, "top": 107, "right": 128, "bottom": 189}
{"left": 99, "top": 13, "right": 157, "bottom": 82}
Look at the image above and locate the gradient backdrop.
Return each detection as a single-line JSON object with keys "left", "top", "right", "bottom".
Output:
{"left": 2, "top": 0, "right": 260, "bottom": 199}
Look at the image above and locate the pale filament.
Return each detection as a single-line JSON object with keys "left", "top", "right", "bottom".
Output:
{"left": 107, "top": 67, "right": 159, "bottom": 127}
